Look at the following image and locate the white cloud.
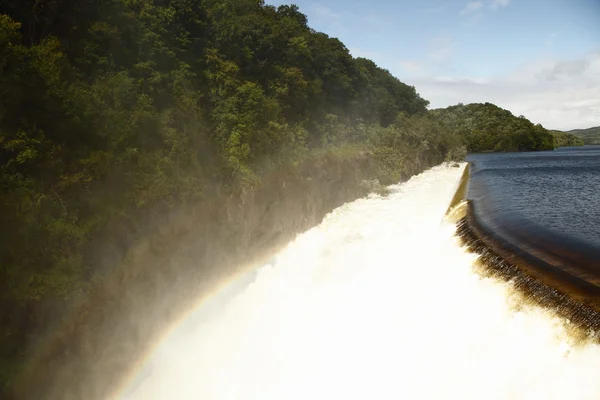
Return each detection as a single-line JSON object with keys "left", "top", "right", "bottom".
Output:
{"left": 309, "top": 4, "right": 346, "bottom": 36}
{"left": 490, "top": 0, "right": 511, "bottom": 10}
{"left": 398, "top": 61, "right": 425, "bottom": 76}
{"left": 459, "top": 0, "right": 509, "bottom": 21}
{"left": 308, "top": 5, "right": 389, "bottom": 40}
{"left": 545, "top": 32, "right": 558, "bottom": 49}
{"left": 411, "top": 50, "right": 600, "bottom": 130}
{"left": 540, "top": 58, "right": 592, "bottom": 80}
{"left": 421, "top": 5, "right": 447, "bottom": 13}
{"left": 428, "top": 36, "right": 454, "bottom": 63}
{"left": 312, "top": 4, "right": 341, "bottom": 20}
{"left": 460, "top": 1, "right": 484, "bottom": 15}
{"left": 350, "top": 48, "right": 383, "bottom": 60}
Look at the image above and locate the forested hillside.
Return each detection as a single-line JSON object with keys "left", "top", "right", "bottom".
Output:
{"left": 548, "top": 130, "right": 585, "bottom": 147}
{"left": 430, "top": 103, "right": 560, "bottom": 152}
{"left": 566, "top": 126, "right": 600, "bottom": 145}
{"left": 0, "top": 1, "right": 467, "bottom": 395}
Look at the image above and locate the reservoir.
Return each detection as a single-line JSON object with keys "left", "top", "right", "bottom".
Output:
{"left": 467, "top": 146, "right": 600, "bottom": 251}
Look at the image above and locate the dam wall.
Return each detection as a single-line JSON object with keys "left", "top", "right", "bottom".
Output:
{"left": 453, "top": 163, "right": 600, "bottom": 339}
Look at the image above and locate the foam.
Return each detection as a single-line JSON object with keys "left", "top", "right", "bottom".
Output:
{"left": 119, "top": 163, "right": 600, "bottom": 400}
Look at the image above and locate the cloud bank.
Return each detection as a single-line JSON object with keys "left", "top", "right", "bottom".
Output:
{"left": 490, "top": 0, "right": 511, "bottom": 10}
{"left": 460, "top": 1, "right": 484, "bottom": 15}
{"left": 410, "top": 50, "right": 600, "bottom": 130}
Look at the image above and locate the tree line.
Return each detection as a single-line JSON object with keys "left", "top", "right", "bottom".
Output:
{"left": 562, "top": 126, "right": 600, "bottom": 145}
{"left": 430, "top": 102, "right": 583, "bottom": 152}
{"left": 0, "top": 0, "right": 461, "bottom": 391}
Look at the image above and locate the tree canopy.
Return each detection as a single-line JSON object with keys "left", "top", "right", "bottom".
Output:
{"left": 430, "top": 102, "right": 564, "bottom": 152}
{"left": 0, "top": 1, "right": 448, "bottom": 393}
{"left": 549, "top": 130, "right": 585, "bottom": 147}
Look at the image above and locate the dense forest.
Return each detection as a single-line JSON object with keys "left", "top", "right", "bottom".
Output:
{"left": 0, "top": 0, "right": 580, "bottom": 396}
{"left": 430, "top": 103, "right": 582, "bottom": 152}
{"left": 0, "top": 0, "right": 463, "bottom": 395}
{"left": 549, "top": 130, "right": 586, "bottom": 147}
{"left": 564, "top": 126, "right": 600, "bottom": 145}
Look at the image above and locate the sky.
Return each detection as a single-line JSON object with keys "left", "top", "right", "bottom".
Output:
{"left": 265, "top": 0, "right": 600, "bottom": 130}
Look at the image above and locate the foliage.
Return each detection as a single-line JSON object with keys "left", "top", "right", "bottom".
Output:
{"left": 368, "top": 113, "right": 462, "bottom": 184}
{"left": 430, "top": 103, "right": 557, "bottom": 152}
{"left": 563, "top": 126, "right": 600, "bottom": 145}
{"left": 549, "top": 130, "right": 585, "bottom": 147}
{"left": 0, "top": 1, "right": 455, "bottom": 392}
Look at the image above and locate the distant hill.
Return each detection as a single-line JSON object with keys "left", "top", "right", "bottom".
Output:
{"left": 430, "top": 102, "right": 556, "bottom": 152}
{"left": 565, "top": 126, "right": 600, "bottom": 145}
{"left": 548, "top": 130, "right": 585, "bottom": 147}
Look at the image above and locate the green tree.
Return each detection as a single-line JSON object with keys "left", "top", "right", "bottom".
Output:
{"left": 430, "top": 102, "right": 557, "bottom": 152}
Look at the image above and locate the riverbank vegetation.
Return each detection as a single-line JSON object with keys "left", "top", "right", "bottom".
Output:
{"left": 0, "top": 0, "right": 463, "bottom": 394}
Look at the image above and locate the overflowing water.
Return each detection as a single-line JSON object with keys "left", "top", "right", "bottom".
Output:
{"left": 119, "top": 164, "right": 600, "bottom": 400}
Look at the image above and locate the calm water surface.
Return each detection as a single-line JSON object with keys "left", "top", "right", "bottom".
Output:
{"left": 467, "top": 146, "right": 600, "bottom": 255}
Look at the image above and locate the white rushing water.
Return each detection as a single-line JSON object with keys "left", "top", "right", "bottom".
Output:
{"left": 120, "top": 163, "right": 600, "bottom": 400}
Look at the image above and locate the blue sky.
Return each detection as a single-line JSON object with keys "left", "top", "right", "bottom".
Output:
{"left": 265, "top": 0, "right": 600, "bottom": 130}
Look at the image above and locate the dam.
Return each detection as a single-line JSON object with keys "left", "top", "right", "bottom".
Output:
{"left": 115, "top": 163, "right": 600, "bottom": 400}
{"left": 460, "top": 147, "right": 600, "bottom": 330}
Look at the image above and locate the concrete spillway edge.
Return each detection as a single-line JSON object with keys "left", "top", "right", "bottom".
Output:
{"left": 449, "top": 163, "right": 600, "bottom": 341}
